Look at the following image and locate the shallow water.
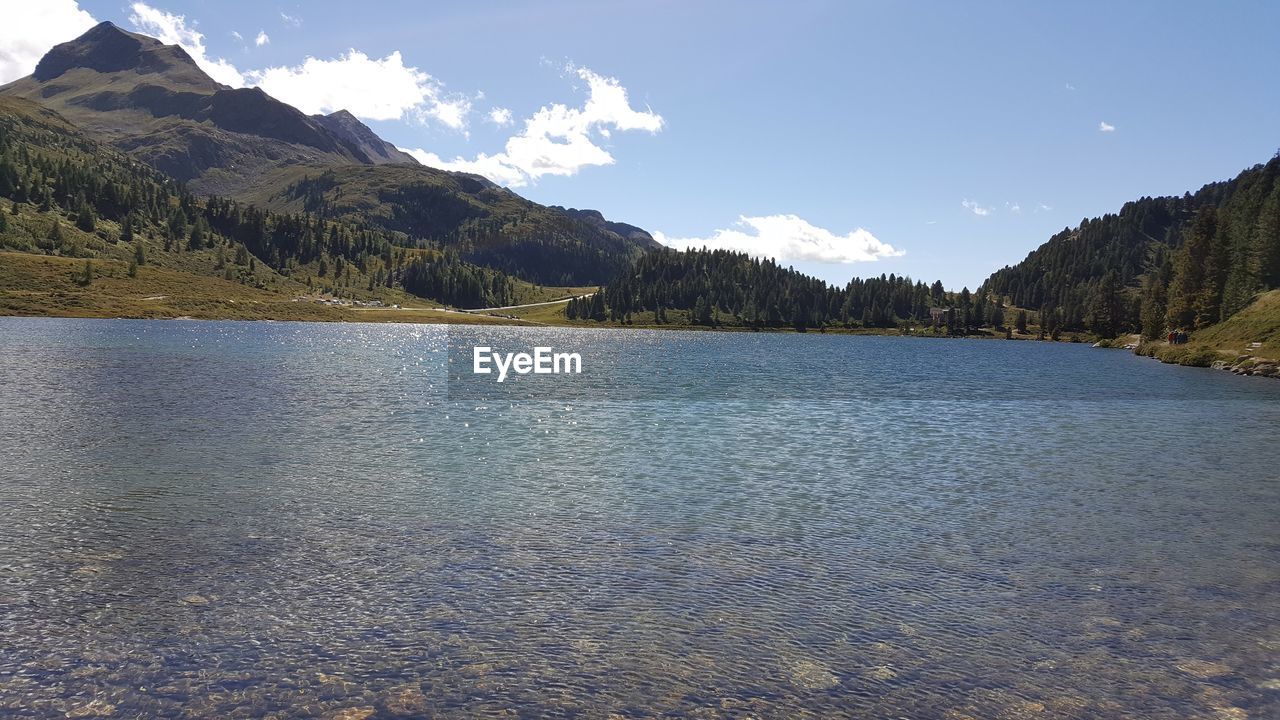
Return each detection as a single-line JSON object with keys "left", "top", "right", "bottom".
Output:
{"left": 1, "top": 318, "right": 1278, "bottom": 718}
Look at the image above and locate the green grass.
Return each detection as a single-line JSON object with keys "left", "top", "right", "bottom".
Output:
{"left": 1189, "top": 289, "right": 1280, "bottom": 357}
{"left": 0, "top": 251, "right": 537, "bottom": 325}
{"left": 1134, "top": 290, "right": 1280, "bottom": 372}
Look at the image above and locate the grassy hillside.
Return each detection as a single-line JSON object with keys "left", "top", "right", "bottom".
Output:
{"left": 0, "top": 251, "right": 536, "bottom": 325}
{"left": 1136, "top": 289, "right": 1280, "bottom": 375}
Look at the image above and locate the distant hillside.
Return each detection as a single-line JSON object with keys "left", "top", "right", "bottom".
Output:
{"left": 983, "top": 154, "right": 1280, "bottom": 339}
{"left": 257, "top": 166, "right": 657, "bottom": 285}
{"left": 555, "top": 207, "right": 657, "bottom": 245}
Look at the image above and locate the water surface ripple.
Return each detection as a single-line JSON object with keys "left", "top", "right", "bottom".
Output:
{"left": 1, "top": 318, "right": 1278, "bottom": 718}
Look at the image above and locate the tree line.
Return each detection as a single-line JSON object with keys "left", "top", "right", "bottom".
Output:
{"left": 574, "top": 247, "right": 1005, "bottom": 332}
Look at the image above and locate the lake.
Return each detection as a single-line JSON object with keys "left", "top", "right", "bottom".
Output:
{"left": 1, "top": 317, "right": 1278, "bottom": 719}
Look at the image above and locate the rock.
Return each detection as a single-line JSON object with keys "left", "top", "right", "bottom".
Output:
{"left": 66, "top": 700, "right": 116, "bottom": 718}
{"left": 1176, "top": 659, "right": 1232, "bottom": 678}
{"left": 788, "top": 659, "right": 839, "bottom": 690}
{"left": 180, "top": 594, "right": 208, "bottom": 606}
{"left": 1258, "top": 678, "right": 1280, "bottom": 690}
{"left": 384, "top": 684, "right": 428, "bottom": 716}
{"left": 327, "top": 707, "right": 375, "bottom": 720}
{"left": 866, "top": 665, "right": 898, "bottom": 681}
{"left": 1000, "top": 700, "right": 1047, "bottom": 718}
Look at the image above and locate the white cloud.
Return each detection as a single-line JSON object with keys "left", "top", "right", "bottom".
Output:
{"left": 1099, "top": 121, "right": 1116, "bottom": 133}
{"left": 1006, "top": 202, "right": 1021, "bottom": 214}
{"left": 129, "top": 2, "right": 244, "bottom": 87}
{"left": 1065, "top": 82, "right": 1076, "bottom": 90}
{"left": 246, "top": 50, "right": 469, "bottom": 126}
{"left": 1036, "top": 202, "right": 1053, "bottom": 212}
{"left": 280, "top": 12, "right": 302, "bottom": 27}
{"left": 255, "top": 31, "right": 269, "bottom": 47}
{"left": 408, "top": 66, "right": 662, "bottom": 187}
{"left": 0, "top": 0, "right": 96, "bottom": 83}
{"left": 231, "top": 30, "right": 243, "bottom": 42}
{"left": 654, "top": 215, "right": 902, "bottom": 265}
{"left": 962, "top": 199, "right": 992, "bottom": 217}
{"left": 487, "top": 107, "right": 513, "bottom": 126}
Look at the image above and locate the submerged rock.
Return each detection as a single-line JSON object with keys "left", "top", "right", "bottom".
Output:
{"left": 327, "top": 707, "right": 375, "bottom": 720}
{"left": 180, "top": 594, "right": 209, "bottom": 606}
{"left": 66, "top": 700, "right": 116, "bottom": 718}
{"left": 1176, "top": 659, "right": 1232, "bottom": 678}
{"left": 384, "top": 684, "right": 428, "bottom": 716}
{"left": 788, "top": 659, "right": 839, "bottom": 690}
{"left": 866, "top": 665, "right": 898, "bottom": 681}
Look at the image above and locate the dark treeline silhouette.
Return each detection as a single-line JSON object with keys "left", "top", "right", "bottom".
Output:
{"left": 401, "top": 252, "right": 515, "bottom": 308}
{"left": 577, "top": 247, "right": 986, "bottom": 331}
{"left": 985, "top": 154, "right": 1280, "bottom": 339}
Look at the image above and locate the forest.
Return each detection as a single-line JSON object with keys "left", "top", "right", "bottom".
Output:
{"left": 984, "top": 154, "right": 1280, "bottom": 339}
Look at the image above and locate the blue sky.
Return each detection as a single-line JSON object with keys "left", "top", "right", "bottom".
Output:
{"left": 5, "top": 1, "right": 1279, "bottom": 289}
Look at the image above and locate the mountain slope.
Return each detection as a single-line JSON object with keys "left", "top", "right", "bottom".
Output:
{"left": 0, "top": 22, "right": 659, "bottom": 286}
{"left": 311, "top": 110, "right": 417, "bottom": 165}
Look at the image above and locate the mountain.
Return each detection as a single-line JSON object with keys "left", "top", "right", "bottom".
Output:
{"left": 311, "top": 110, "right": 417, "bottom": 165}
{"left": 0, "top": 22, "right": 378, "bottom": 193}
{"left": 0, "top": 22, "right": 657, "bottom": 285}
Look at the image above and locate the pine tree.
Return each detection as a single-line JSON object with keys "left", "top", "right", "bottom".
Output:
{"left": 1167, "top": 208, "right": 1217, "bottom": 330}
{"left": 1139, "top": 256, "right": 1172, "bottom": 340}
{"left": 1086, "top": 270, "right": 1122, "bottom": 338}
{"left": 75, "top": 196, "right": 95, "bottom": 232}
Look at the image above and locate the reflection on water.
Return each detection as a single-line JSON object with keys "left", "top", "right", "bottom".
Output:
{"left": 0, "top": 318, "right": 1278, "bottom": 718}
